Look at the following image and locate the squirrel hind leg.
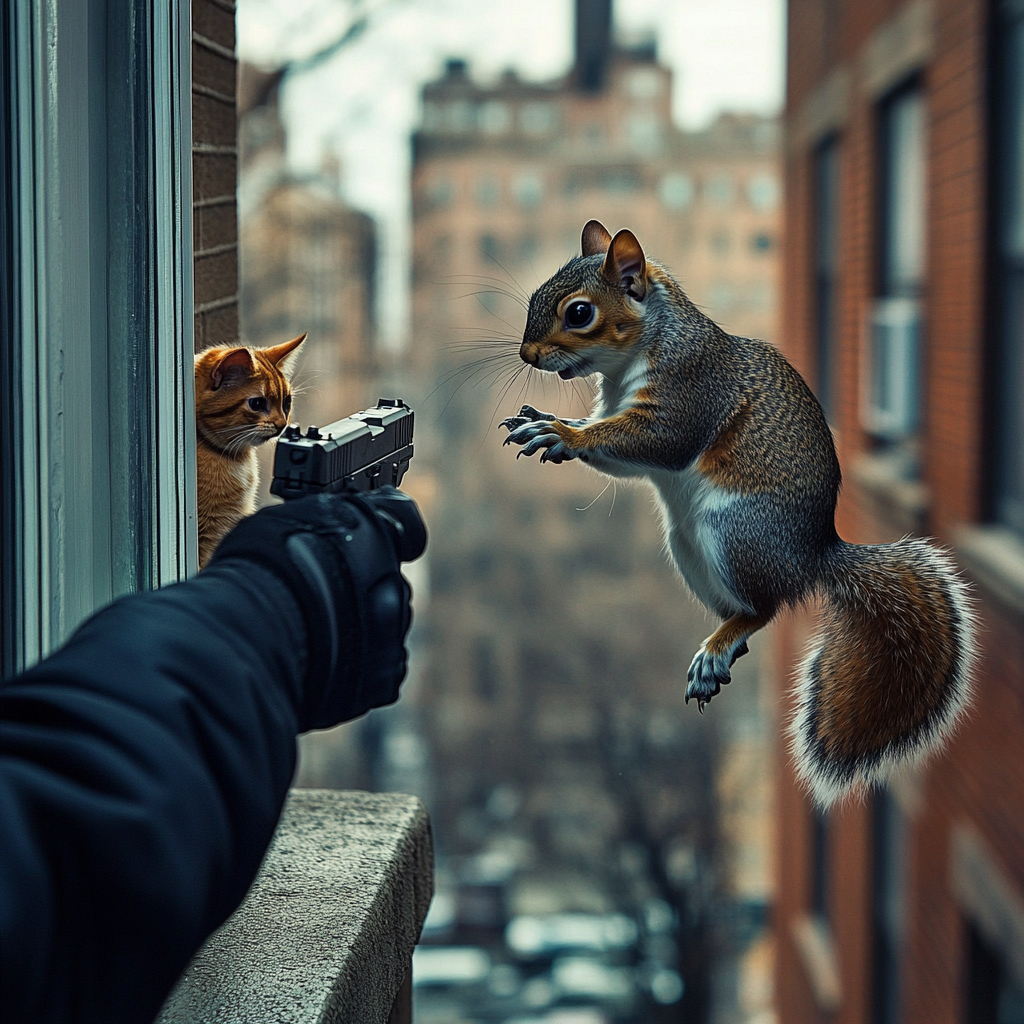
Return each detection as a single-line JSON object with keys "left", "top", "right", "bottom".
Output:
{"left": 686, "top": 612, "right": 772, "bottom": 711}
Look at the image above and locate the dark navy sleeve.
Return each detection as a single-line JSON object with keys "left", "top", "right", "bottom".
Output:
{"left": 0, "top": 560, "right": 309, "bottom": 1024}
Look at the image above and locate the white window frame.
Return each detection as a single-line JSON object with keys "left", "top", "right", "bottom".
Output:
{"left": 2, "top": 0, "right": 196, "bottom": 677}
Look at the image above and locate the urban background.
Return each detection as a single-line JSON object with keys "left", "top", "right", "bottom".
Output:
{"left": 225, "top": 0, "right": 1024, "bottom": 1022}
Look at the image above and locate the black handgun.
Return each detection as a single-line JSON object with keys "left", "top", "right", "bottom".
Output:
{"left": 270, "top": 398, "right": 414, "bottom": 501}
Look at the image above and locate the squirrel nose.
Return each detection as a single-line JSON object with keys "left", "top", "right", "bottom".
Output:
{"left": 519, "top": 342, "right": 539, "bottom": 366}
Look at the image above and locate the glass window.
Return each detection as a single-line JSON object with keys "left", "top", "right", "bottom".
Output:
{"left": 810, "top": 808, "right": 829, "bottom": 921}
{"left": 512, "top": 171, "right": 544, "bottom": 208}
{"left": 660, "top": 172, "right": 695, "bottom": 210}
{"left": 479, "top": 101, "right": 510, "bottom": 135}
{"left": 880, "top": 89, "right": 926, "bottom": 296}
{"left": 747, "top": 172, "right": 780, "bottom": 211}
{"left": 872, "top": 790, "right": 908, "bottom": 1024}
{"left": 992, "top": 0, "right": 1024, "bottom": 534}
{"left": 814, "top": 137, "right": 840, "bottom": 421}
{"left": 865, "top": 84, "right": 926, "bottom": 443}
{"left": 2, "top": 0, "right": 195, "bottom": 676}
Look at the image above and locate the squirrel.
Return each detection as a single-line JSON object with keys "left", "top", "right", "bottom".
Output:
{"left": 500, "top": 219, "right": 975, "bottom": 807}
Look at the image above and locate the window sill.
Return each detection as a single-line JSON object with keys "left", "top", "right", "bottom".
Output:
{"left": 850, "top": 451, "right": 929, "bottom": 536}
{"left": 954, "top": 525, "right": 1024, "bottom": 619}
{"left": 157, "top": 789, "right": 433, "bottom": 1024}
{"left": 791, "top": 913, "right": 842, "bottom": 1013}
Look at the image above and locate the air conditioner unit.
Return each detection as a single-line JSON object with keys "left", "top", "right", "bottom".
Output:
{"left": 863, "top": 297, "right": 921, "bottom": 439}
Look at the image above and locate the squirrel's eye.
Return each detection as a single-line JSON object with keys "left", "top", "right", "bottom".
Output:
{"left": 564, "top": 300, "right": 596, "bottom": 330}
{"left": 247, "top": 396, "right": 268, "bottom": 413}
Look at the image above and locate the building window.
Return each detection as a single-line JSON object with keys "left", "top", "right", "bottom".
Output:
{"left": 2, "top": 0, "right": 195, "bottom": 676}
{"left": 479, "top": 100, "right": 510, "bottom": 135}
{"left": 660, "top": 173, "right": 695, "bottom": 210}
{"left": 810, "top": 808, "right": 830, "bottom": 922}
{"left": 990, "top": 0, "right": 1024, "bottom": 535}
{"left": 479, "top": 233, "right": 502, "bottom": 266}
{"left": 872, "top": 790, "right": 908, "bottom": 1024}
{"left": 512, "top": 171, "right": 544, "bottom": 209}
{"left": 710, "top": 230, "right": 731, "bottom": 256}
{"left": 865, "top": 84, "right": 926, "bottom": 444}
{"left": 814, "top": 137, "right": 840, "bottom": 421}
{"left": 964, "top": 921, "right": 1024, "bottom": 1024}
{"left": 747, "top": 172, "right": 781, "bottom": 211}
{"left": 751, "top": 231, "right": 776, "bottom": 254}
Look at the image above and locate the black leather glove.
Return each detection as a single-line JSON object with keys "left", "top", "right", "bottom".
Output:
{"left": 207, "top": 487, "right": 427, "bottom": 731}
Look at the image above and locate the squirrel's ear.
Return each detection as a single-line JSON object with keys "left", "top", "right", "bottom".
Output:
{"left": 581, "top": 220, "right": 613, "bottom": 257}
{"left": 210, "top": 347, "right": 255, "bottom": 390}
{"left": 262, "top": 332, "right": 307, "bottom": 378}
{"left": 602, "top": 229, "right": 647, "bottom": 300}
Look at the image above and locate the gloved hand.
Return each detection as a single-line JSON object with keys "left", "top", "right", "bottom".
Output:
{"left": 207, "top": 487, "right": 427, "bottom": 731}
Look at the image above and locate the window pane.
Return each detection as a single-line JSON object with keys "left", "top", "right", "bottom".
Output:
{"left": 882, "top": 88, "right": 926, "bottom": 295}
{"left": 814, "top": 138, "right": 839, "bottom": 420}
{"left": 994, "top": 4, "right": 1024, "bottom": 533}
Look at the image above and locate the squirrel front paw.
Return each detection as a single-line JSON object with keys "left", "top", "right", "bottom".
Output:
{"left": 499, "top": 404, "right": 557, "bottom": 432}
{"left": 502, "top": 419, "right": 579, "bottom": 464}
{"left": 685, "top": 639, "right": 749, "bottom": 712}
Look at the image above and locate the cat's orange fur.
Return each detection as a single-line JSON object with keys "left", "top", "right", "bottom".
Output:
{"left": 194, "top": 334, "right": 305, "bottom": 567}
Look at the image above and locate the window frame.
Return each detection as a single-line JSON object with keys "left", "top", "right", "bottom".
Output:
{"left": 987, "top": 0, "right": 1024, "bottom": 535}
{"left": 1, "top": 0, "right": 196, "bottom": 678}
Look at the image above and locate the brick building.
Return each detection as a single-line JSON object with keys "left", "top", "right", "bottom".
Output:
{"left": 776, "top": 1, "right": 1024, "bottom": 1021}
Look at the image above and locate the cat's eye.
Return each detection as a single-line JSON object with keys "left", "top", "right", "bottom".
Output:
{"left": 564, "top": 300, "right": 596, "bottom": 330}
{"left": 283, "top": 395, "right": 292, "bottom": 415}
{"left": 247, "top": 396, "right": 268, "bottom": 413}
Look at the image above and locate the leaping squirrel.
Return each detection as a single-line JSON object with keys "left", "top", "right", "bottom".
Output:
{"left": 500, "top": 220, "right": 975, "bottom": 807}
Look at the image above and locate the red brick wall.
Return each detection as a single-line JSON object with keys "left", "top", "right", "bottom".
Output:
{"left": 778, "top": 1, "right": 1024, "bottom": 1021}
{"left": 191, "top": 0, "right": 238, "bottom": 353}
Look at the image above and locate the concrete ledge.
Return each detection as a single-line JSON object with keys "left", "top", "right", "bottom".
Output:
{"left": 850, "top": 451, "right": 929, "bottom": 537}
{"left": 954, "top": 525, "right": 1024, "bottom": 619}
{"left": 157, "top": 789, "right": 433, "bottom": 1024}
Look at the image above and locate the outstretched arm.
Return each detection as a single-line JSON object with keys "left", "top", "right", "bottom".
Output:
{"left": 0, "top": 563, "right": 306, "bottom": 1024}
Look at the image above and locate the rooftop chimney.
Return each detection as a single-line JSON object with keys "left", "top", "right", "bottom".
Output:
{"left": 575, "top": 0, "right": 612, "bottom": 92}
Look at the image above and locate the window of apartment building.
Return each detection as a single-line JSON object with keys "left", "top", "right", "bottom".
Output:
{"left": 872, "top": 789, "right": 909, "bottom": 1024}
{"left": 865, "top": 83, "right": 926, "bottom": 445}
{"left": 810, "top": 808, "right": 830, "bottom": 922}
{"left": 660, "top": 172, "right": 695, "bottom": 210}
{"left": 990, "top": 0, "right": 1024, "bottom": 535}
{"left": 512, "top": 171, "right": 544, "bottom": 209}
{"left": 963, "top": 921, "right": 1024, "bottom": 1023}
{"left": 2, "top": 0, "right": 195, "bottom": 677}
{"left": 814, "top": 137, "right": 841, "bottom": 421}
{"left": 747, "top": 171, "right": 781, "bottom": 211}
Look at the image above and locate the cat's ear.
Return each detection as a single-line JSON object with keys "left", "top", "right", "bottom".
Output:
{"left": 263, "top": 332, "right": 307, "bottom": 379}
{"left": 581, "top": 220, "right": 613, "bottom": 257}
{"left": 602, "top": 229, "right": 647, "bottom": 300}
{"left": 211, "top": 348, "right": 256, "bottom": 390}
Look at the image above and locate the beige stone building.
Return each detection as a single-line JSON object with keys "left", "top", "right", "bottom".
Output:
{"left": 238, "top": 63, "right": 379, "bottom": 432}
{"left": 405, "top": 6, "right": 781, "bottom": 1021}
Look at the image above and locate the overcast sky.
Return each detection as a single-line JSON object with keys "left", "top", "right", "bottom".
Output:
{"left": 238, "top": 0, "right": 786, "bottom": 347}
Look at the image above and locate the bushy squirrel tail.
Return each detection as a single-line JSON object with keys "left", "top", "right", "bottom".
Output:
{"left": 791, "top": 538, "right": 976, "bottom": 808}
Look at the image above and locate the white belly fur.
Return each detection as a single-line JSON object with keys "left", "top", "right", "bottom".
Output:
{"left": 650, "top": 466, "right": 752, "bottom": 616}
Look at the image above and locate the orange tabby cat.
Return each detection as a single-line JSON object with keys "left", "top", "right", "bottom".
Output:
{"left": 194, "top": 334, "right": 306, "bottom": 567}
